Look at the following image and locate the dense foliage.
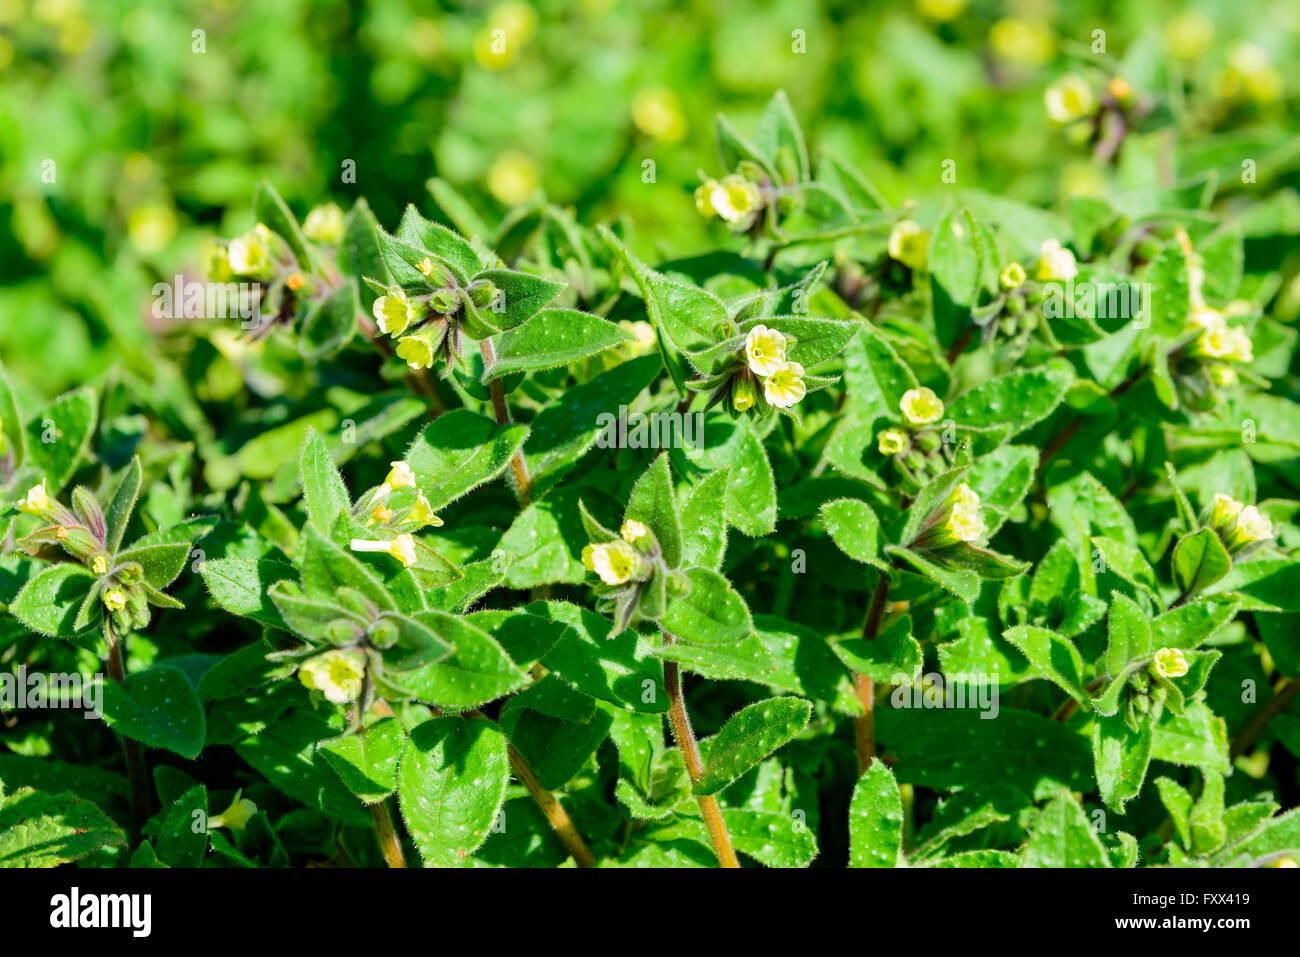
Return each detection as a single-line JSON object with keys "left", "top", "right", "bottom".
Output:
{"left": 3, "top": 2, "right": 1300, "bottom": 870}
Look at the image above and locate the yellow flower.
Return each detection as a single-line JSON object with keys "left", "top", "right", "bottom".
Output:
{"left": 408, "top": 492, "right": 443, "bottom": 528}
{"left": 91, "top": 555, "right": 107, "bottom": 575}
{"left": 989, "top": 17, "right": 1054, "bottom": 66}
{"left": 1187, "top": 305, "right": 1223, "bottom": 329}
{"left": 1044, "top": 74, "right": 1096, "bottom": 124}
{"left": 764, "top": 362, "right": 806, "bottom": 409}
{"left": 208, "top": 791, "right": 258, "bottom": 831}
{"left": 945, "top": 483, "right": 985, "bottom": 543}
{"left": 1210, "top": 493, "right": 1243, "bottom": 529}
{"left": 696, "top": 175, "right": 761, "bottom": 225}
{"left": 1107, "top": 76, "right": 1133, "bottom": 103}
{"left": 1228, "top": 43, "right": 1283, "bottom": 104}
{"left": 1210, "top": 366, "right": 1237, "bottom": 388}
{"left": 395, "top": 332, "right": 437, "bottom": 370}
{"left": 1164, "top": 13, "right": 1213, "bottom": 61}
{"left": 486, "top": 151, "right": 539, "bottom": 206}
{"left": 621, "top": 520, "right": 648, "bottom": 543}
{"left": 385, "top": 461, "right": 416, "bottom": 490}
{"left": 127, "top": 204, "right": 177, "bottom": 255}
{"left": 1195, "top": 324, "right": 1252, "bottom": 363}
{"left": 916, "top": 0, "right": 967, "bottom": 23}
{"left": 1230, "top": 505, "right": 1273, "bottom": 550}
{"left": 999, "top": 262, "right": 1026, "bottom": 290}
{"left": 349, "top": 534, "right": 419, "bottom": 567}
{"left": 1269, "top": 857, "right": 1297, "bottom": 868}
{"left": 227, "top": 223, "right": 275, "bottom": 279}
{"left": 619, "top": 321, "right": 658, "bottom": 358}
{"left": 15, "top": 481, "right": 52, "bottom": 518}
{"left": 888, "top": 219, "right": 929, "bottom": 271}
{"left": 371, "top": 504, "right": 394, "bottom": 525}
{"left": 900, "top": 387, "right": 943, "bottom": 426}
{"left": 1034, "top": 239, "right": 1078, "bottom": 282}
{"left": 1152, "top": 648, "right": 1188, "bottom": 679}
{"left": 878, "top": 427, "right": 908, "bottom": 456}
{"left": 298, "top": 648, "right": 367, "bottom": 705}
{"left": 588, "top": 539, "right": 643, "bottom": 585}
{"left": 744, "top": 324, "right": 789, "bottom": 377}
{"left": 103, "top": 588, "right": 127, "bottom": 612}
{"left": 631, "top": 86, "right": 687, "bottom": 143}
{"left": 303, "top": 203, "right": 345, "bottom": 246}
{"left": 581, "top": 543, "right": 597, "bottom": 571}
{"left": 732, "top": 377, "right": 757, "bottom": 412}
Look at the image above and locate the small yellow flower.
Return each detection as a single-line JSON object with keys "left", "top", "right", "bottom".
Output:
{"left": 208, "top": 791, "right": 258, "bottom": 831}
{"left": 486, "top": 151, "right": 540, "bottom": 206}
{"left": 744, "top": 325, "right": 789, "bottom": 377}
{"left": 631, "top": 86, "right": 687, "bottom": 143}
{"left": 1195, "top": 324, "right": 1253, "bottom": 363}
{"left": 696, "top": 175, "right": 761, "bottom": 226}
{"left": 1229, "top": 505, "right": 1273, "bottom": 551}
{"left": 588, "top": 539, "right": 643, "bottom": 585}
{"left": 1152, "top": 647, "right": 1188, "bottom": 679}
{"left": 764, "top": 362, "right": 807, "bottom": 409}
{"left": 91, "top": 555, "right": 107, "bottom": 575}
{"left": 945, "top": 483, "right": 985, "bottom": 543}
{"left": 732, "top": 377, "right": 757, "bottom": 412}
{"left": 916, "top": 0, "right": 967, "bottom": 23}
{"left": 1044, "top": 74, "right": 1096, "bottom": 124}
{"left": 286, "top": 272, "right": 307, "bottom": 292}
{"left": 878, "top": 427, "right": 908, "bottom": 456}
{"left": 1164, "top": 12, "right": 1213, "bottom": 61}
{"left": 408, "top": 492, "right": 443, "bottom": 529}
{"left": 15, "top": 481, "right": 52, "bottom": 517}
{"left": 227, "top": 223, "right": 275, "bottom": 279}
{"left": 1210, "top": 493, "right": 1242, "bottom": 529}
{"left": 888, "top": 219, "right": 929, "bottom": 271}
{"left": 900, "top": 387, "right": 944, "bottom": 426}
{"left": 103, "top": 588, "right": 127, "bottom": 612}
{"left": 298, "top": 648, "right": 367, "bottom": 705}
{"left": 302, "top": 203, "right": 345, "bottom": 246}
{"left": 1187, "top": 305, "right": 1223, "bottom": 329}
{"left": 349, "top": 534, "right": 419, "bottom": 567}
{"left": 621, "top": 520, "right": 647, "bottom": 543}
{"left": 989, "top": 17, "right": 1054, "bottom": 66}
{"left": 395, "top": 333, "right": 437, "bottom": 370}
{"left": 581, "top": 543, "right": 597, "bottom": 571}
{"left": 371, "top": 504, "right": 394, "bottom": 525}
{"left": 999, "top": 262, "right": 1026, "bottom": 290}
{"left": 1034, "top": 239, "right": 1078, "bottom": 282}
{"left": 1108, "top": 76, "right": 1132, "bottom": 103}
{"left": 385, "top": 462, "right": 416, "bottom": 491}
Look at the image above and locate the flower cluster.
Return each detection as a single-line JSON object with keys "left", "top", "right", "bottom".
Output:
{"left": 695, "top": 174, "right": 763, "bottom": 232}
{"left": 370, "top": 258, "right": 499, "bottom": 373}
{"left": 1207, "top": 493, "right": 1273, "bottom": 557}
{"left": 581, "top": 516, "right": 685, "bottom": 633}
{"left": 348, "top": 461, "right": 443, "bottom": 568}
{"left": 877, "top": 388, "right": 955, "bottom": 489}
{"left": 688, "top": 322, "right": 833, "bottom": 419}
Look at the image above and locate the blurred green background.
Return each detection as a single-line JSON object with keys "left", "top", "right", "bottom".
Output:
{"left": 3, "top": 0, "right": 1299, "bottom": 398}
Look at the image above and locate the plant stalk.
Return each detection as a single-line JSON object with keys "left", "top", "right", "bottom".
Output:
{"left": 103, "top": 617, "right": 149, "bottom": 834}
{"left": 662, "top": 633, "right": 740, "bottom": 868}
{"left": 477, "top": 337, "right": 533, "bottom": 507}
{"left": 507, "top": 744, "right": 596, "bottom": 868}
{"left": 853, "top": 573, "right": 892, "bottom": 775}
{"left": 1037, "top": 367, "right": 1146, "bottom": 474}
{"left": 1230, "top": 677, "right": 1300, "bottom": 759}
{"left": 370, "top": 800, "right": 408, "bottom": 868}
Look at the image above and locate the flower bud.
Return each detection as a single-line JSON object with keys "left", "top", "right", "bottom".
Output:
{"left": 302, "top": 203, "right": 345, "bottom": 246}
{"left": 428, "top": 287, "right": 461, "bottom": 315}
{"left": 1151, "top": 647, "right": 1188, "bottom": 679}
{"left": 369, "top": 618, "right": 400, "bottom": 649}
{"left": 1044, "top": 74, "right": 1096, "bottom": 124}
{"left": 468, "top": 280, "right": 497, "bottom": 309}
{"left": 878, "top": 427, "right": 908, "bottom": 456}
{"left": 1034, "top": 239, "right": 1078, "bottom": 281}
{"left": 999, "top": 262, "right": 1026, "bottom": 290}
{"left": 888, "top": 220, "right": 929, "bottom": 271}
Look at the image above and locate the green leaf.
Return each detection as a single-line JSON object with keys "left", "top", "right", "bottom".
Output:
{"left": 473, "top": 268, "right": 565, "bottom": 331}
{"left": 396, "top": 203, "right": 484, "bottom": 279}
{"left": 405, "top": 409, "right": 529, "bottom": 510}
{"left": 821, "top": 498, "right": 882, "bottom": 567}
{"left": 887, "top": 545, "right": 980, "bottom": 603}
{"left": 397, "top": 611, "right": 528, "bottom": 710}
{"left": 723, "top": 808, "right": 818, "bottom": 868}
{"left": 254, "top": 180, "right": 313, "bottom": 269}
{"left": 1106, "top": 593, "right": 1153, "bottom": 677}
{"left": 99, "top": 666, "right": 206, "bottom": 759}
{"left": 298, "top": 524, "right": 395, "bottom": 611}
{"left": 496, "top": 487, "right": 590, "bottom": 589}
{"left": 662, "top": 567, "right": 753, "bottom": 645}
{"left": 625, "top": 455, "right": 683, "bottom": 568}
{"left": 398, "top": 716, "right": 509, "bottom": 866}
{"left": 200, "top": 557, "right": 296, "bottom": 628}
{"left": 103, "top": 457, "right": 142, "bottom": 554}
{"left": 947, "top": 360, "right": 1073, "bottom": 442}
{"left": 1144, "top": 242, "right": 1191, "bottom": 337}
{"left": 24, "top": 387, "right": 97, "bottom": 493}
{"left": 1172, "top": 527, "right": 1232, "bottom": 597}
{"left": 682, "top": 418, "right": 776, "bottom": 536}
{"left": 1152, "top": 701, "right": 1229, "bottom": 772}
{"left": 1003, "top": 625, "right": 1087, "bottom": 703}
{"left": 1151, "top": 597, "right": 1239, "bottom": 651}
{"left": 0, "top": 360, "right": 26, "bottom": 468}
{"left": 301, "top": 280, "right": 358, "bottom": 359}
{"left": 834, "top": 613, "right": 922, "bottom": 684}
{"left": 1155, "top": 777, "right": 1194, "bottom": 849}
{"left": 848, "top": 760, "right": 903, "bottom": 868}
{"left": 299, "top": 428, "right": 350, "bottom": 533}
{"left": 319, "top": 717, "right": 405, "bottom": 804}
{"left": 483, "top": 309, "right": 633, "bottom": 379}
{"left": 0, "top": 787, "right": 126, "bottom": 868}
{"left": 1020, "top": 791, "right": 1111, "bottom": 868}
{"left": 156, "top": 785, "right": 208, "bottom": 868}
{"left": 679, "top": 468, "right": 729, "bottom": 570}
{"left": 118, "top": 518, "right": 215, "bottom": 590}
{"left": 9, "top": 563, "right": 96, "bottom": 637}
{"left": 695, "top": 696, "right": 810, "bottom": 795}
{"left": 234, "top": 710, "right": 369, "bottom": 824}
{"left": 1092, "top": 712, "right": 1153, "bottom": 813}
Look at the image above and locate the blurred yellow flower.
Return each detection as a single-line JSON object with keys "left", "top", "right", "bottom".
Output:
{"left": 1044, "top": 74, "right": 1095, "bottom": 124}
{"left": 990, "top": 17, "right": 1054, "bottom": 67}
{"left": 127, "top": 204, "right": 177, "bottom": 254}
{"left": 1164, "top": 12, "right": 1213, "bottom": 61}
{"left": 632, "top": 86, "right": 687, "bottom": 142}
{"left": 888, "top": 219, "right": 929, "bottom": 271}
{"left": 487, "top": 151, "right": 540, "bottom": 205}
{"left": 303, "top": 202, "right": 345, "bottom": 246}
{"left": 916, "top": 0, "right": 967, "bottom": 23}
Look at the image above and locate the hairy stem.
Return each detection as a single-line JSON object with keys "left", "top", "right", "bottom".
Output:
{"left": 507, "top": 744, "right": 596, "bottom": 868}
{"left": 103, "top": 617, "right": 149, "bottom": 834}
{"left": 478, "top": 338, "right": 533, "bottom": 507}
{"left": 1230, "top": 677, "right": 1300, "bottom": 759}
{"left": 853, "top": 573, "right": 892, "bottom": 775}
{"left": 662, "top": 633, "right": 740, "bottom": 868}
{"left": 1038, "top": 368, "right": 1147, "bottom": 474}
{"left": 370, "top": 800, "right": 408, "bottom": 868}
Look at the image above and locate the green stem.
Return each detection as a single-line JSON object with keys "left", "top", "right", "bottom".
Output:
{"left": 1230, "top": 677, "right": 1300, "bottom": 760}
{"left": 103, "top": 617, "right": 149, "bottom": 835}
{"left": 853, "top": 573, "right": 891, "bottom": 775}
